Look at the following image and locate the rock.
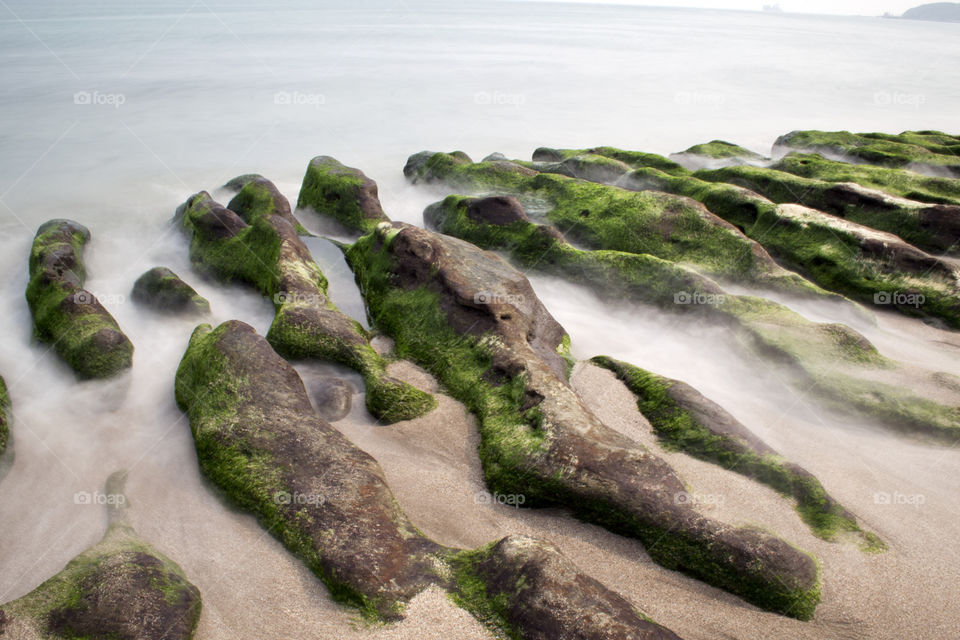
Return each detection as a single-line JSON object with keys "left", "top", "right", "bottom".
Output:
{"left": 311, "top": 376, "right": 353, "bottom": 421}
{"left": 453, "top": 535, "right": 683, "bottom": 640}
{"left": 24, "top": 220, "right": 133, "bottom": 379}
{"left": 0, "top": 376, "right": 9, "bottom": 457}
{"left": 669, "top": 140, "right": 769, "bottom": 170}
{"left": 176, "top": 178, "right": 435, "bottom": 424}
{"left": 532, "top": 147, "right": 689, "bottom": 176}
{"left": 0, "top": 471, "right": 201, "bottom": 639}
{"left": 226, "top": 174, "right": 305, "bottom": 233}
{"left": 131, "top": 266, "right": 210, "bottom": 315}
{"left": 464, "top": 195, "right": 530, "bottom": 225}
{"left": 774, "top": 152, "right": 960, "bottom": 207}
{"left": 347, "top": 223, "right": 822, "bottom": 619}
{"left": 174, "top": 320, "right": 447, "bottom": 620}
{"left": 591, "top": 356, "right": 882, "bottom": 549}
{"left": 297, "top": 156, "right": 390, "bottom": 233}
{"left": 421, "top": 189, "right": 960, "bottom": 442}
{"left": 604, "top": 163, "right": 960, "bottom": 330}
{"left": 696, "top": 163, "right": 960, "bottom": 255}
{"left": 403, "top": 151, "right": 823, "bottom": 298}
{"left": 773, "top": 130, "right": 960, "bottom": 178}
{"left": 222, "top": 173, "right": 264, "bottom": 192}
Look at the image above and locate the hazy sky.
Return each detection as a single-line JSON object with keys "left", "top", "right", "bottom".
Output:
{"left": 526, "top": 0, "right": 935, "bottom": 16}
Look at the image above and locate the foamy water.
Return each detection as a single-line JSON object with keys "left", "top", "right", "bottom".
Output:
{"left": 1, "top": 1, "right": 959, "bottom": 637}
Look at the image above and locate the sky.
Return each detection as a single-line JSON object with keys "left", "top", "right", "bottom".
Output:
{"left": 523, "top": 0, "right": 939, "bottom": 16}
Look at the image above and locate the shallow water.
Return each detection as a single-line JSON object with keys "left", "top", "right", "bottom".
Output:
{"left": 1, "top": 1, "right": 959, "bottom": 637}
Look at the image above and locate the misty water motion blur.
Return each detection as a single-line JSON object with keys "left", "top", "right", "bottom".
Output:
{"left": 1, "top": 1, "right": 959, "bottom": 639}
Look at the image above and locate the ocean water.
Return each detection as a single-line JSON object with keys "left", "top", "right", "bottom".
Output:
{"left": 1, "top": 2, "right": 960, "bottom": 637}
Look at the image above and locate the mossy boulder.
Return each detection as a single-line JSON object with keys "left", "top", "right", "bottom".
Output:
{"left": 591, "top": 356, "right": 882, "bottom": 550}
{"left": 696, "top": 164, "right": 960, "bottom": 255}
{"left": 616, "top": 167, "right": 960, "bottom": 329}
{"left": 0, "top": 375, "right": 9, "bottom": 457}
{"left": 297, "top": 156, "right": 390, "bottom": 233}
{"left": 131, "top": 266, "right": 210, "bottom": 315}
{"left": 176, "top": 178, "right": 435, "bottom": 424}
{"left": 0, "top": 471, "right": 201, "bottom": 639}
{"left": 24, "top": 220, "right": 133, "bottom": 379}
{"left": 174, "top": 320, "right": 447, "bottom": 620}
{"left": 532, "top": 147, "right": 689, "bottom": 176}
{"left": 451, "top": 536, "right": 682, "bottom": 640}
{"left": 423, "top": 193, "right": 960, "bottom": 442}
{"left": 404, "top": 151, "right": 824, "bottom": 297}
{"left": 347, "top": 222, "right": 822, "bottom": 619}
{"left": 774, "top": 152, "right": 960, "bottom": 206}
{"left": 773, "top": 130, "right": 960, "bottom": 177}
{"left": 669, "top": 140, "right": 768, "bottom": 170}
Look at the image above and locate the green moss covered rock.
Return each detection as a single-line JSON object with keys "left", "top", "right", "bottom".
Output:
{"left": 24, "top": 220, "right": 134, "bottom": 379}
{"left": 591, "top": 356, "right": 882, "bottom": 550}
{"left": 669, "top": 140, "right": 768, "bottom": 169}
{"left": 347, "top": 222, "right": 822, "bottom": 619}
{"left": 176, "top": 177, "right": 435, "bottom": 424}
{"left": 175, "top": 320, "right": 446, "bottom": 620}
{"left": 615, "top": 167, "right": 960, "bottom": 329}
{"left": 131, "top": 266, "right": 210, "bottom": 315}
{"left": 451, "top": 536, "right": 682, "bottom": 640}
{"left": 0, "top": 472, "right": 201, "bottom": 639}
{"left": 773, "top": 130, "right": 960, "bottom": 177}
{"left": 774, "top": 152, "right": 960, "bottom": 206}
{"left": 423, "top": 193, "right": 960, "bottom": 442}
{"left": 696, "top": 163, "right": 960, "bottom": 255}
{"left": 297, "top": 156, "right": 390, "bottom": 234}
{"left": 404, "top": 151, "right": 823, "bottom": 297}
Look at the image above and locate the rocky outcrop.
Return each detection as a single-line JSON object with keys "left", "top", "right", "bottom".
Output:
{"left": 175, "top": 320, "right": 446, "bottom": 620}
{"left": 297, "top": 156, "right": 390, "bottom": 233}
{"left": 774, "top": 151, "right": 960, "bottom": 206}
{"left": 618, "top": 167, "right": 960, "bottom": 329}
{"left": 422, "top": 192, "right": 960, "bottom": 442}
{"left": 175, "top": 177, "right": 435, "bottom": 424}
{"left": 0, "top": 472, "right": 201, "bottom": 639}
{"left": 404, "top": 151, "right": 825, "bottom": 298}
{"left": 347, "top": 222, "right": 822, "bottom": 619}
{"left": 773, "top": 130, "right": 960, "bottom": 177}
{"left": 24, "top": 220, "right": 134, "bottom": 379}
{"left": 591, "top": 356, "right": 883, "bottom": 550}
{"left": 131, "top": 266, "right": 210, "bottom": 315}
{"left": 696, "top": 164, "right": 960, "bottom": 255}
{"left": 453, "top": 536, "right": 682, "bottom": 640}
{"left": 669, "top": 140, "right": 768, "bottom": 170}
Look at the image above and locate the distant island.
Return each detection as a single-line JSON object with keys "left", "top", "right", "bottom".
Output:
{"left": 896, "top": 2, "right": 960, "bottom": 21}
